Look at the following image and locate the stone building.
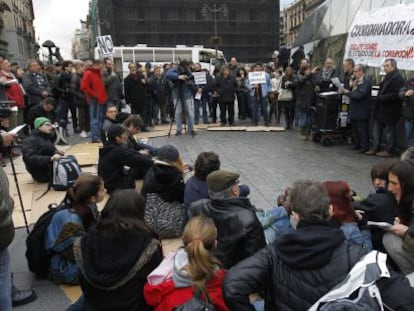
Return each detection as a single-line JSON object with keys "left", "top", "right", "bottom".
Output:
{"left": 282, "top": 0, "right": 325, "bottom": 47}
{"left": 2, "top": 0, "right": 37, "bottom": 66}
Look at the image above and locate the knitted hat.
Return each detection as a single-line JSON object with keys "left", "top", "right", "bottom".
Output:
{"left": 207, "top": 170, "right": 240, "bottom": 192}
{"left": 34, "top": 117, "right": 51, "bottom": 129}
{"left": 158, "top": 145, "right": 179, "bottom": 162}
{"left": 106, "top": 124, "right": 126, "bottom": 142}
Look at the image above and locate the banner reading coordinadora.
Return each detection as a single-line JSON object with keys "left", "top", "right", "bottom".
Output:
{"left": 344, "top": 4, "right": 414, "bottom": 71}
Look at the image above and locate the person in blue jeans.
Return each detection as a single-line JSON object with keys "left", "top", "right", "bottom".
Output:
{"left": 193, "top": 64, "right": 211, "bottom": 125}
{"left": 166, "top": 60, "right": 196, "bottom": 136}
{"left": 80, "top": 59, "right": 108, "bottom": 143}
{"left": 246, "top": 63, "right": 272, "bottom": 126}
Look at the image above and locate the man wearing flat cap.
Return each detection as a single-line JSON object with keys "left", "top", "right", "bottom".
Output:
{"left": 188, "top": 169, "right": 266, "bottom": 269}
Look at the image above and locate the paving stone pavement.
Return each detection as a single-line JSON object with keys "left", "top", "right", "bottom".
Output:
{"left": 10, "top": 127, "right": 381, "bottom": 310}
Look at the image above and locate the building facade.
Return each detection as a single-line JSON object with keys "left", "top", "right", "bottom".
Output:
{"left": 282, "top": 0, "right": 325, "bottom": 47}
{"left": 2, "top": 0, "right": 36, "bottom": 66}
{"left": 72, "top": 21, "right": 90, "bottom": 60}
{"left": 92, "top": 0, "right": 279, "bottom": 63}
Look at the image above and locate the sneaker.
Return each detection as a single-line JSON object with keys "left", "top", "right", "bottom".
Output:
{"left": 80, "top": 131, "right": 88, "bottom": 138}
{"left": 365, "top": 149, "right": 377, "bottom": 156}
{"left": 175, "top": 132, "right": 182, "bottom": 136}
{"left": 12, "top": 289, "right": 37, "bottom": 307}
{"left": 376, "top": 150, "right": 392, "bottom": 157}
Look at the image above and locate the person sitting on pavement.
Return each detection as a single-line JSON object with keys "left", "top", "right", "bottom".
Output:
{"left": 255, "top": 188, "right": 293, "bottom": 244}
{"left": 353, "top": 158, "right": 399, "bottom": 252}
{"left": 101, "top": 105, "right": 118, "bottom": 144}
{"left": 383, "top": 160, "right": 414, "bottom": 283}
{"left": 98, "top": 124, "right": 154, "bottom": 194}
{"left": 184, "top": 151, "right": 250, "bottom": 220}
{"left": 222, "top": 180, "right": 414, "bottom": 311}
{"left": 144, "top": 216, "right": 229, "bottom": 311}
{"left": 44, "top": 174, "right": 105, "bottom": 285}
{"left": 188, "top": 170, "right": 266, "bottom": 269}
{"left": 323, "top": 180, "right": 373, "bottom": 251}
{"left": 123, "top": 114, "right": 159, "bottom": 156}
{"left": 27, "top": 97, "right": 57, "bottom": 129}
{"left": 141, "top": 145, "right": 192, "bottom": 239}
{"left": 0, "top": 131, "right": 37, "bottom": 309}
{"left": 21, "top": 117, "right": 64, "bottom": 182}
{"left": 72, "top": 190, "right": 162, "bottom": 311}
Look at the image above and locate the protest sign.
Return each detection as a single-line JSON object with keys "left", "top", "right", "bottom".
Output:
{"left": 193, "top": 72, "right": 207, "bottom": 85}
{"left": 248, "top": 72, "right": 266, "bottom": 85}
{"left": 96, "top": 35, "right": 114, "bottom": 57}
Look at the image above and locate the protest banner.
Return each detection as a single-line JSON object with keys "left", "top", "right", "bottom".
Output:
{"left": 344, "top": 4, "right": 414, "bottom": 70}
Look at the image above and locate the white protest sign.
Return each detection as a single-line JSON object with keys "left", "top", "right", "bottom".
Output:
{"left": 96, "top": 35, "right": 114, "bottom": 57}
{"left": 248, "top": 72, "right": 266, "bottom": 85}
{"left": 344, "top": 4, "right": 414, "bottom": 70}
{"left": 193, "top": 72, "right": 207, "bottom": 85}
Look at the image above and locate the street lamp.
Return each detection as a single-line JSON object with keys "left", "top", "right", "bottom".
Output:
{"left": 201, "top": 3, "right": 228, "bottom": 59}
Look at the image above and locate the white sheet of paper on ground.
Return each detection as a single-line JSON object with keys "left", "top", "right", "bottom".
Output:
{"left": 367, "top": 221, "right": 392, "bottom": 229}
{"left": 8, "top": 124, "right": 26, "bottom": 134}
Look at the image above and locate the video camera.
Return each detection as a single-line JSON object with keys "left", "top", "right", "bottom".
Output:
{"left": 0, "top": 101, "right": 12, "bottom": 119}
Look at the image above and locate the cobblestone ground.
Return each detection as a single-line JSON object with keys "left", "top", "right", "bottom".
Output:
{"left": 10, "top": 128, "right": 380, "bottom": 310}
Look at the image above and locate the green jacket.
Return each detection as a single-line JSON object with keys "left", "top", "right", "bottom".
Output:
{"left": 0, "top": 166, "right": 14, "bottom": 251}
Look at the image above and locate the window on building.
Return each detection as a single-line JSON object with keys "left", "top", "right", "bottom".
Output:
{"left": 155, "top": 49, "right": 174, "bottom": 62}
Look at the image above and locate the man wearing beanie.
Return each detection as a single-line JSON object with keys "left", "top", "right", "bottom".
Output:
{"left": 188, "top": 169, "right": 266, "bottom": 269}
{"left": 98, "top": 124, "right": 154, "bottom": 193}
{"left": 21, "top": 117, "right": 63, "bottom": 182}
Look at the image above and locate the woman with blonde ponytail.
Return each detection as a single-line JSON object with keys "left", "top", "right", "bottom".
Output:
{"left": 144, "top": 216, "right": 229, "bottom": 311}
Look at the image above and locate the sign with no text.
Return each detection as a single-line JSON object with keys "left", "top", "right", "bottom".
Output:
{"left": 96, "top": 35, "right": 114, "bottom": 57}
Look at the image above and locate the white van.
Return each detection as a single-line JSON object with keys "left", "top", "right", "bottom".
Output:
{"left": 95, "top": 44, "right": 226, "bottom": 78}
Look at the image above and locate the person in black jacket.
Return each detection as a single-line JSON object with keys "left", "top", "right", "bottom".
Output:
{"left": 353, "top": 158, "right": 399, "bottom": 252}
{"left": 72, "top": 189, "right": 162, "bottom": 311}
{"left": 400, "top": 77, "right": 414, "bottom": 148}
{"left": 222, "top": 180, "right": 414, "bottom": 311}
{"left": 213, "top": 65, "right": 237, "bottom": 126}
{"left": 367, "top": 59, "right": 405, "bottom": 157}
{"left": 21, "top": 117, "right": 63, "bottom": 182}
{"left": 189, "top": 170, "right": 266, "bottom": 269}
{"left": 27, "top": 97, "right": 57, "bottom": 128}
{"left": 97, "top": 125, "right": 153, "bottom": 194}
{"left": 343, "top": 64, "right": 373, "bottom": 153}
{"left": 124, "top": 63, "right": 147, "bottom": 128}
{"left": 56, "top": 61, "right": 77, "bottom": 132}
{"left": 71, "top": 62, "right": 89, "bottom": 138}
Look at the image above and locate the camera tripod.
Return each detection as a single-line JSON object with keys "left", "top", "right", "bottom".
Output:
{"left": 9, "top": 143, "right": 30, "bottom": 233}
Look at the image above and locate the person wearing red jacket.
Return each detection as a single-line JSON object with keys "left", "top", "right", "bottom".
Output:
{"left": 0, "top": 58, "right": 24, "bottom": 130}
{"left": 80, "top": 60, "right": 107, "bottom": 143}
{"left": 144, "top": 216, "right": 229, "bottom": 311}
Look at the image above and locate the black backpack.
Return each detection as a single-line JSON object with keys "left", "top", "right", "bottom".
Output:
{"left": 25, "top": 202, "right": 69, "bottom": 278}
{"left": 174, "top": 288, "right": 215, "bottom": 311}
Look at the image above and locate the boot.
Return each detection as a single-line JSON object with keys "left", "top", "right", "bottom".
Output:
{"left": 300, "top": 127, "right": 307, "bottom": 140}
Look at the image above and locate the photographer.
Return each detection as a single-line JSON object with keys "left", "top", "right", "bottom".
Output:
{"left": 56, "top": 61, "right": 77, "bottom": 133}
{"left": 166, "top": 60, "right": 196, "bottom": 136}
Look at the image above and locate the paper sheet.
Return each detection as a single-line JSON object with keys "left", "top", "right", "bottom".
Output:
{"left": 331, "top": 77, "right": 346, "bottom": 93}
